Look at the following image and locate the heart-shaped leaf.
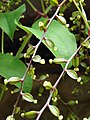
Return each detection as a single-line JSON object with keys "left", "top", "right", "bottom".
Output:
{"left": 0, "top": 53, "right": 32, "bottom": 92}
{"left": 15, "top": 17, "right": 77, "bottom": 67}
{"left": 0, "top": 4, "right": 26, "bottom": 40}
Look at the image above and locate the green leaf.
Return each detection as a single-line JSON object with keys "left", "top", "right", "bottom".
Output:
{"left": 0, "top": 53, "right": 32, "bottom": 92}
{"left": 50, "top": 0, "right": 59, "bottom": 6}
{"left": 0, "top": 4, "right": 26, "bottom": 40}
{"left": 81, "top": 75, "right": 90, "bottom": 83}
{"left": 49, "top": 104, "right": 60, "bottom": 117}
{"left": 15, "top": 17, "right": 77, "bottom": 67}
{"left": 67, "top": 69, "right": 78, "bottom": 79}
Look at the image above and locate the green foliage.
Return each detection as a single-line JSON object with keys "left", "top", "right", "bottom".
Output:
{"left": 50, "top": 0, "right": 59, "bottom": 6}
{"left": 21, "top": 92, "right": 37, "bottom": 103}
{"left": 21, "top": 111, "right": 37, "bottom": 119}
{"left": 48, "top": 104, "right": 60, "bottom": 117}
{"left": 0, "top": 4, "right": 26, "bottom": 40}
{"left": 15, "top": 17, "right": 77, "bottom": 67}
{"left": 0, "top": 0, "right": 90, "bottom": 120}
{"left": 0, "top": 53, "right": 32, "bottom": 92}
{"left": 66, "top": 69, "right": 78, "bottom": 80}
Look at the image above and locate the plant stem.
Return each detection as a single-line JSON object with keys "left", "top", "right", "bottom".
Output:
{"left": 12, "top": 90, "right": 21, "bottom": 116}
{"left": 36, "top": 34, "right": 90, "bottom": 120}
{"left": 26, "top": 0, "right": 37, "bottom": 12}
{"left": 16, "top": 34, "right": 32, "bottom": 58}
{"left": 12, "top": 0, "right": 67, "bottom": 117}
{"left": 1, "top": 30, "right": 4, "bottom": 54}
{"left": 72, "top": 0, "right": 89, "bottom": 29}
{"left": 0, "top": 84, "right": 6, "bottom": 101}
{"left": 26, "top": 0, "right": 44, "bottom": 16}
{"left": 41, "top": 0, "right": 45, "bottom": 14}
{"left": 44, "top": 5, "right": 53, "bottom": 15}
{"left": 30, "top": 0, "right": 68, "bottom": 60}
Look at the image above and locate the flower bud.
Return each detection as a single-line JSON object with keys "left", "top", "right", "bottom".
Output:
{"left": 66, "top": 69, "right": 78, "bottom": 80}
{"left": 67, "top": 100, "right": 75, "bottom": 105}
{"left": 66, "top": 24, "right": 70, "bottom": 28}
{"left": 39, "top": 21, "right": 44, "bottom": 27}
{"left": 77, "top": 77, "right": 82, "bottom": 82}
{"left": 49, "top": 59, "right": 53, "bottom": 64}
{"left": 53, "top": 58, "right": 67, "bottom": 64}
{"left": 33, "top": 55, "right": 41, "bottom": 63}
{"left": 6, "top": 115, "right": 15, "bottom": 120}
{"left": 80, "top": 81, "right": 83, "bottom": 85}
{"left": 25, "top": 44, "right": 34, "bottom": 57}
{"left": 11, "top": 88, "right": 19, "bottom": 94}
{"left": 45, "top": 38, "right": 54, "bottom": 48}
{"left": 21, "top": 92, "right": 35, "bottom": 103}
{"left": 49, "top": 104, "right": 60, "bottom": 117}
{"left": 52, "top": 88, "right": 58, "bottom": 98}
{"left": 33, "top": 75, "right": 36, "bottom": 80}
{"left": 21, "top": 111, "right": 37, "bottom": 119}
{"left": 58, "top": 115, "right": 63, "bottom": 120}
{"left": 39, "top": 59, "right": 45, "bottom": 64}
{"left": 52, "top": 97, "right": 57, "bottom": 102}
{"left": 77, "top": 15, "right": 81, "bottom": 20}
{"left": 74, "top": 67, "right": 79, "bottom": 72}
{"left": 4, "top": 79, "right": 8, "bottom": 85}
{"left": 56, "top": 15, "right": 66, "bottom": 25}
{"left": 33, "top": 99, "right": 38, "bottom": 104}
{"left": 70, "top": 17, "right": 73, "bottom": 21}
{"left": 46, "top": 74, "right": 49, "bottom": 77}
{"left": 43, "top": 81, "right": 52, "bottom": 90}
{"left": 38, "top": 21, "right": 46, "bottom": 31}
{"left": 75, "top": 100, "right": 78, "bottom": 104}
{"left": 4, "top": 77, "right": 20, "bottom": 85}
{"left": 39, "top": 75, "right": 47, "bottom": 80}
{"left": 72, "top": 56, "right": 79, "bottom": 67}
